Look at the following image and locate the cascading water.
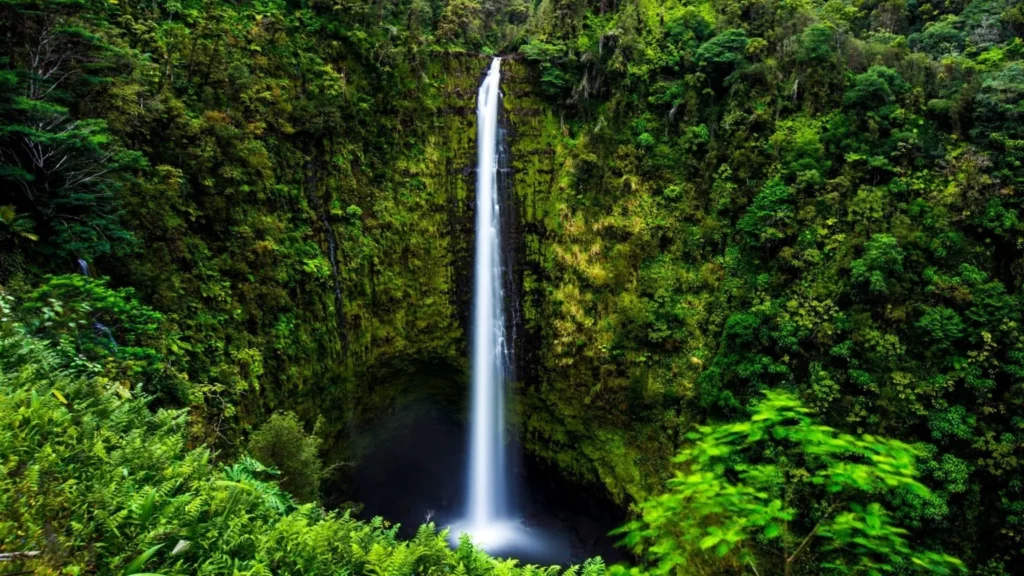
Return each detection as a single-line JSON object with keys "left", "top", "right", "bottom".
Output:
{"left": 453, "top": 57, "right": 532, "bottom": 552}
{"left": 469, "top": 57, "right": 508, "bottom": 528}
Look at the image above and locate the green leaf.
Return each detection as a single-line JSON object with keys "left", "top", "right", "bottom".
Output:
{"left": 51, "top": 390, "right": 68, "bottom": 405}
{"left": 699, "top": 534, "right": 722, "bottom": 550}
{"left": 124, "top": 544, "right": 164, "bottom": 575}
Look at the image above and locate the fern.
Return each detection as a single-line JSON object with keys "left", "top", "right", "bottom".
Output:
{"left": 580, "top": 557, "right": 606, "bottom": 576}
{"left": 0, "top": 324, "right": 606, "bottom": 576}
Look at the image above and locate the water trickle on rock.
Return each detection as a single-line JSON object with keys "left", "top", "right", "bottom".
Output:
{"left": 94, "top": 322, "right": 117, "bottom": 348}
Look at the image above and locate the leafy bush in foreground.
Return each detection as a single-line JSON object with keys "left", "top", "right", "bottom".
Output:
{"left": 616, "top": 393, "right": 964, "bottom": 576}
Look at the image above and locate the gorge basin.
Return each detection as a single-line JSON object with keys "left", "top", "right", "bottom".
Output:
{"left": 349, "top": 397, "right": 627, "bottom": 566}
{"left": 350, "top": 57, "right": 624, "bottom": 567}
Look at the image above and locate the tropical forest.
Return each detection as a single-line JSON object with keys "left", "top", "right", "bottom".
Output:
{"left": 2, "top": 0, "right": 1023, "bottom": 573}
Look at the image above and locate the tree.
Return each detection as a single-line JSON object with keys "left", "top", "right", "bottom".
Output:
{"left": 694, "top": 28, "right": 749, "bottom": 85}
{"left": 843, "top": 66, "right": 910, "bottom": 111}
{"left": 737, "top": 177, "right": 796, "bottom": 250}
{"left": 0, "top": 0, "right": 141, "bottom": 261}
{"left": 695, "top": 29, "right": 749, "bottom": 68}
{"left": 850, "top": 233, "right": 906, "bottom": 296}
{"left": 972, "top": 62, "right": 1024, "bottom": 178}
{"left": 436, "top": 0, "right": 484, "bottom": 46}
{"left": 615, "top": 392, "right": 965, "bottom": 576}
{"left": 248, "top": 411, "right": 324, "bottom": 503}
{"left": 910, "top": 16, "right": 966, "bottom": 57}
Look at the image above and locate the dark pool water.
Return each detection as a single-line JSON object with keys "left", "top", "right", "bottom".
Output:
{"left": 344, "top": 398, "right": 628, "bottom": 566}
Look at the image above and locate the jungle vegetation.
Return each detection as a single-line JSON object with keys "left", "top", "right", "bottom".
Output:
{"left": 1, "top": 0, "right": 1022, "bottom": 574}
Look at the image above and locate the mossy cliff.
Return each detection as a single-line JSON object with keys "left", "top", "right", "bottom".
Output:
{"left": 0, "top": 0, "right": 654, "bottom": 505}
{"left": 494, "top": 61, "right": 646, "bottom": 504}
{"left": 336, "top": 54, "right": 671, "bottom": 506}
{"left": 309, "top": 52, "right": 658, "bottom": 508}
{"left": 292, "top": 53, "right": 487, "bottom": 462}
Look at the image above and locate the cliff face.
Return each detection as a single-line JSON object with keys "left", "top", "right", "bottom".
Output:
{"left": 502, "top": 59, "right": 660, "bottom": 505}
{"left": 317, "top": 55, "right": 647, "bottom": 507}
{"left": 119, "top": 39, "right": 644, "bottom": 509}
{"left": 308, "top": 55, "right": 484, "bottom": 464}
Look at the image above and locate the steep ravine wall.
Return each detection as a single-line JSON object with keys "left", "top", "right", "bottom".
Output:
{"left": 502, "top": 61, "right": 663, "bottom": 506}
{"left": 309, "top": 54, "right": 484, "bottom": 471}
{"left": 307, "top": 54, "right": 653, "bottom": 511}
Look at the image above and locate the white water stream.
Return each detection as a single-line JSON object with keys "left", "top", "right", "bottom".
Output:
{"left": 453, "top": 57, "right": 535, "bottom": 551}
{"left": 468, "top": 56, "right": 508, "bottom": 528}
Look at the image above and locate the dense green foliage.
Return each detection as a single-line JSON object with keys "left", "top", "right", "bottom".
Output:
{"left": 0, "top": 310, "right": 616, "bottom": 575}
{"left": 2, "top": 0, "right": 1023, "bottom": 573}
{"left": 616, "top": 392, "right": 964, "bottom": 575}
{"left": 507, "top": 0, "right": 1024, "bottom": 571}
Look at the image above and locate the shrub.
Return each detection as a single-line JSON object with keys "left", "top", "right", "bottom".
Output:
{"left": 248, "top": 411, "right": 324, "bottom": 503}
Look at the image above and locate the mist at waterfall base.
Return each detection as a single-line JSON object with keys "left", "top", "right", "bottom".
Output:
{"left": 348, "top": 398, "right": 627, "bottom": 566}
{"left": 347, "top": 59, "right": 626, "bottom": 566}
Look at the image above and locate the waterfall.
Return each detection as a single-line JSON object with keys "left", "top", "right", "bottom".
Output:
{"left": 77, "top": 258, "right": 90, "bottom": 276}
{"left": 450, "top": 58, "right": 564, "bottom": 560}
{"left": 468, "top": 57, "right": 509, "bottom": 528}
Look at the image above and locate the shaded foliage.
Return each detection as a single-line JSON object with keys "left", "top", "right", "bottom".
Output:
{"left": 0, "top": 309, "right": 610, "bottom": 575}
{"left": 509, "top": 0, "right": 1024, "bottom": 572}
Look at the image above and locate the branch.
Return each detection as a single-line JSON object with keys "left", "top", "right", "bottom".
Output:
{"left": 787, "top": 522, "right": 820, "bottom": 566}
{"left": 0, "top": 551, "right": 41, "bottom": 562}
{"left": 787, "top": 502, "right": 842, "bottom": 567}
